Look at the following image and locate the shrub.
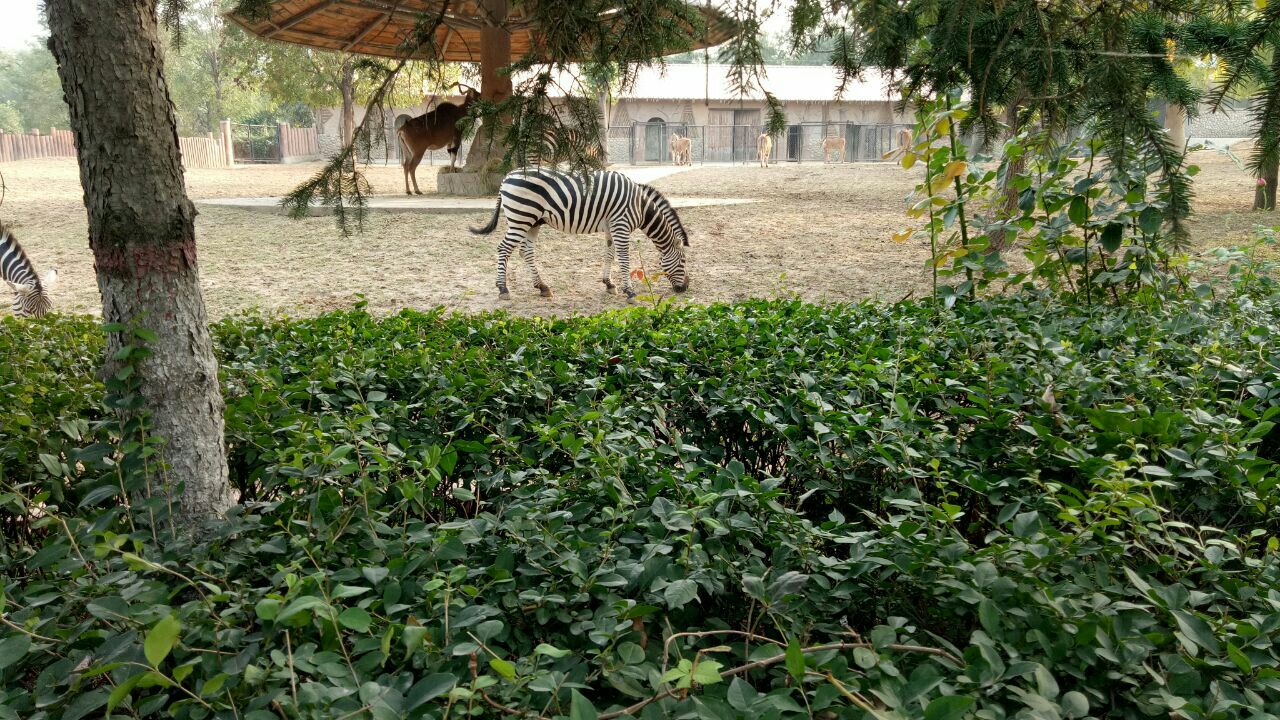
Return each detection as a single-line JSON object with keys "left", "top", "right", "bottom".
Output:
{"left": 1, "top": 287, "right": 1278, "bottom": 719}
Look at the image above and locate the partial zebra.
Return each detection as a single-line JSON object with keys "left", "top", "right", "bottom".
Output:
{"left": 470, "top": 168, "right": 689, "bottom": 300}
{"left": 1, "top": 223, "right": 56, "bottom": 317}
{"left": 524, "top": 126, "right": 605, "bottom": 169}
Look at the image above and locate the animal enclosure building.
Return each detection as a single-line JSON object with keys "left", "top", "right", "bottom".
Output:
{"left": 315, "top": 64, "right": 912, "bottom": 166}
{"left": 599, "top": 64, "right": 912, "bottom": 164}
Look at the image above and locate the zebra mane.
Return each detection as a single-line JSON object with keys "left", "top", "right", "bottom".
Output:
{"left": 639, "top": 184, "right": 688, "bottom": 246}
{"left": 0, "top": 222, "right": 43, "bottom": 290}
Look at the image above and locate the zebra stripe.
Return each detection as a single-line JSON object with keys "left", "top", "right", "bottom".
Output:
{"left": 1, "top": 224, "right": 54, "bottom": 317}
{"left": 523, "top": 126, "right": 604, "bottom": 169}
{"left": 470, "top": 168, "right": 688, "bottom": 300}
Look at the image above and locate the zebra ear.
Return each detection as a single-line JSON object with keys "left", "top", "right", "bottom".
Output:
{"left": 41, "top": 268, "right": 58, "bottom": 288}
{"left": 5, "top": 279, "right": 31, "bottom": 294}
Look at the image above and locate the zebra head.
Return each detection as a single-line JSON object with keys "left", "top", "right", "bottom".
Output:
{"left": 639, "top": 185, "right": 689, "bottom": 293}
{"left": 6, "top": 268, "right": 56, "bottom": 318}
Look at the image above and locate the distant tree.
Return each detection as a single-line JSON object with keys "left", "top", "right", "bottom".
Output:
{"left": 165, "top": 0, "right": 269, "bottom": 134}
{"left": 0, "top": 44, "right": 71, "bottom": 131}
{"left": 0, "top": 102, "right": 22, "bottom": 133}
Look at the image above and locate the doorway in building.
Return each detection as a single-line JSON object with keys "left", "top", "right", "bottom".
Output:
{"left": 644, "top": 118, "right": 667, "bottom": 162}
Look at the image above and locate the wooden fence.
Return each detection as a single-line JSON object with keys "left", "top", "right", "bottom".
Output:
{"left": 0, "top": 123, "right": 318, "bottom": 168}
{"left": 0, "top": 129, "right": 75, "bottom": 163}
{"left": 279, "top": 122, "right": 320, "bottom": 163}
{"left": 178, "top": 135, "right": 230, "bottom": 169}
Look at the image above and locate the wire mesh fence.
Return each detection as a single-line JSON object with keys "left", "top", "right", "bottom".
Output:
{"left": 612, "top": 121, "right": 915, "bottom": 165}
{"left": 362, "top": 121, "right": 915, "bottom": 168}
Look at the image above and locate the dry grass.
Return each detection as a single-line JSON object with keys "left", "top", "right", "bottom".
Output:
{"left": 0, "top": 148, "right": 1267, "bottom": 319}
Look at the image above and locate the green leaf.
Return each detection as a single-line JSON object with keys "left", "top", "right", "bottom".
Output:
{"left": 663, "top": 578, "right": 698, "bottom": 609}
{"left": 925, "top": 695, "right": 974, "bottom": 720}
{"left": 489, "top": 658, "right": 517, "bottom": 680}
{"left": 403, "top": 625, "right": 428, "bottom": 655}
{"left": 107, "top": 673, "right": 144, "bottom": 714}
{"left": 332, "top": 584, "right": 372, "bottom": 599}
{"left": 144, "top": 615, "right": 181, "bottom": 667}
{"left": 1227, "top": 643, "right": 1252, "bottom": 674}
{"left": 1138, "top": 206, "right": 1163, "bottom": 235}
{"left": 1173, "top": 609, "right": 1221, "bottom": 653}
{"left": 254, "top": 598, "right": 280, "bottom": 621}
{"left": 1061, "top": 691, "right": 1089, "bottom": 718}
{"left": 727, "top": 677, "right": 759, "bottom": 711}
{"left": 535, "top": 643, "right": 571, "bottom": 658}
{"left": 1068, "top": 196, "right": 1089, "bottom": 226}
{"left": 276, "top": 595, "right": 328, "bottom": 623}
{"left": 0, "top": 634, "right": 31, "bottom": 671}
{"left": 201, "top": 673, "right": 229, "bottom": 698}
{"left": 406, "top": 673, "right": 455, "bottom": 710}
{"left": 338, "top": 607, "right": 373, "bottom": 632}
{"left": 1100, "top": 222, "right": 1124, "bottom": 252}
{"left": 690, "top": 659, "right": 723, "bottom": 686}
{"left": 569, "top": 689, "right": 599, "bottom": 720}
{"left": 785, "top": 637, "right": 806, "bottom": 682}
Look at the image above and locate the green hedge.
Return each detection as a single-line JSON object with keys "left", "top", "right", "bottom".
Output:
{"left": 1, "top": 289, "right": 1278, "bottom": 719}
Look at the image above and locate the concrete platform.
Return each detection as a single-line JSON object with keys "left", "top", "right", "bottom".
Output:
{"left": 196, "top": 194, "right": 758, "bottom": 216}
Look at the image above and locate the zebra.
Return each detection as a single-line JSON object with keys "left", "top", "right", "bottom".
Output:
{"left": 470, "top": 168, "right": 689, "bottom": 300}
{"left": 523, "top": 125, "right": 605, "bottom": 169}
{"left": 1, "top": 223, "right": 56, "bottom": 317}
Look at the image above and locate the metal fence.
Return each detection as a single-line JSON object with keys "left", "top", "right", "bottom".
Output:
{"left": 231, "top": 123, "right": 281, "bottom": 164}
{"left": 611, "top": 122, "right": 915, "bottom": 165}
{"left": 362, "top": 121, "right": 912, "bottom": 168}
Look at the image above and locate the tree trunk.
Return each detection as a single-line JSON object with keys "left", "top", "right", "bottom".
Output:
{"left": 340, "top": 56, "right": 356, "bottom": 147}
{"left": 1165, "top": 102, "right": 1186, "bottom": 153}
{"left": 1255, "top": 159, "right": 1278, "bottom": 211}
{"left": 598, "top": 89, "right": 611, "bottom": 164}
{"left": 463, "top": 0, "right": 513, "bottom": 173}
{"left": 46, "top": 0, "right": 235, "bottom": 524}
{"left": 994, "top": 100, "right": 1025, "bottom": 252}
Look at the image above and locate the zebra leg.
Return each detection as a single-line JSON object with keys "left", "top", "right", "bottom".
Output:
{"left": 601, "top": 237, "right": 617, "bottom": 295}
{"left": 611, "top": 226, "right": 637, "bottom": 301}
{"left": 521, "top": 225, "right": 552, "bottom": 297}
{"left": 496, "top": 225, "right": 527, "bottom": 300}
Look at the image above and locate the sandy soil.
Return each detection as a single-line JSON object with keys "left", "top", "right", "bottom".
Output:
{"left": 0, "top": 150, "right": 1265, "bottom": 319}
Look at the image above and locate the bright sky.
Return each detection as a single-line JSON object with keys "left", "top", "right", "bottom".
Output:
{"left": 0, "top": 0, "right": 791, "bottom": 52}
{"left": 0, "top": 0, "right": 44, "bottom": 51}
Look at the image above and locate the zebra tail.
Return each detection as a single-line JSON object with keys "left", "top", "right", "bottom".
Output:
{"left": 470, "top": 195, "right": 503, "bottom": 235}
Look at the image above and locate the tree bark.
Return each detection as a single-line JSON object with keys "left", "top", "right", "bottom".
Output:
{"left": 1255, "top": 160, "right": 1278, "bottom": 211}
{"left": 598, "top": 89, "right": 611, "bottom": 164}
{"left": 340, "top": 56, "right": 356, "bottom": 147}
{"left": 46, "top": 0, "right": 235, "bottom": 524}
{"left": 1165, "top": 102, "right": 1186, "bottom": 153}
{"left": 463, "top": 0, "right": 514, "bottom": 173}
{"left": 994, "top": 100, "right": 1025, "bottom": 252}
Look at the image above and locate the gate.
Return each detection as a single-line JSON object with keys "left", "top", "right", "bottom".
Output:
{"left": 231, "top": 123, "right": 281, "bottom": 164}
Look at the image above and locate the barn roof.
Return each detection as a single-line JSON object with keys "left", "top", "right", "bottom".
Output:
{"left": 524, "top": 64, "right": 904, "bottom": 104}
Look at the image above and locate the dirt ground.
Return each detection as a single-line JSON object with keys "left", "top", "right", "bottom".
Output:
{"left": 0, "top": 149, "right": 1267, "bottom": 319}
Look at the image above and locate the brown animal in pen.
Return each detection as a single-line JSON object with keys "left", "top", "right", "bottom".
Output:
{"left": 395, "top": 83, "right": 480, "bottom": 195}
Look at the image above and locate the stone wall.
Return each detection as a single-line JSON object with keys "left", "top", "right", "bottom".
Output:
{"left": 1188, "top": 103, "right": 1251, "bottom": 139}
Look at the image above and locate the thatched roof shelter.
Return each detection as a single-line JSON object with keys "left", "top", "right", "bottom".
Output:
{"left": 226, "top": 1, "right": 738, "bottom": 63}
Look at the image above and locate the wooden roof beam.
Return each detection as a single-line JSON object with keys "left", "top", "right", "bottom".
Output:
{"left": 333, "top": 1, "right": 484, "bottom": 30}
{"left": 267, "top": 0, "right": 337, "bottom": 37}
{"left": 342, "top": 12, "right": 389, "bottom": 51}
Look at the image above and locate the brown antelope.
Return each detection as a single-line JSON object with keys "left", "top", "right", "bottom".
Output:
{"left": 395, "top": 83, "right": 480, "bottom": 195}
{"left": 823, "top": 136, "right": 846, "bottom": 164}
{"left": 669, "top": 133, "right": 691, "bottom": 165}
{"left": 757, "top": 133, "right": 773, "bottom": 167}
